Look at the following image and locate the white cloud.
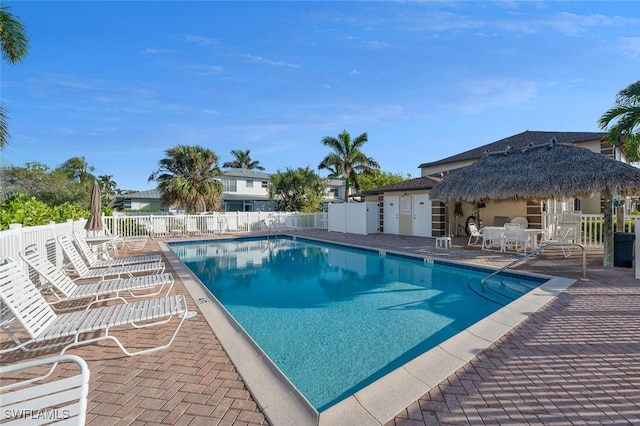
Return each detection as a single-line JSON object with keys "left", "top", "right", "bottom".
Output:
{"left": 450, "top": 78, "right": 544, "bottom": 115}
{"left": 244, "top": 54, "right": 300, "bottom": 69}
{"left": 180, "top": 34, "right": 222, "bottom": 46}
{"left": 141, "top": 48, "right": 178, "bottom": 55}
{"left": 616, "top": 36, "right": 640, "bottom": 58}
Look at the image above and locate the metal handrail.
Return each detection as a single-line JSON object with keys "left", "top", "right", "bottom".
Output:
{"left": 480, "top": 242, "right": 588, "bottom": 286}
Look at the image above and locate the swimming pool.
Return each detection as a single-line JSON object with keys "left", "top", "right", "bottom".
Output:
{"left": 169, "top": 236, "right": 548, "bottom": 412}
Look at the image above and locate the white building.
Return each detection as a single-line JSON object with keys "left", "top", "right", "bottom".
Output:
{"left": 119, "top": 168, "right": 345, "bottom": 213}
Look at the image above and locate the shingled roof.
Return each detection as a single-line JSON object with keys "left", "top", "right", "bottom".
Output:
{"left": 429, "top": 142, "right": 640, "bottom": 202}
{"left": 358, "top": 175, "right": 442, "bottom": 196}
{"left": 419, "top": 130, "right": 607, "bottom": 169}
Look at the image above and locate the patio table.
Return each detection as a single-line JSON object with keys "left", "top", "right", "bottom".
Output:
{"left": 482, "top": 226, "right": 546, "bottom": 251}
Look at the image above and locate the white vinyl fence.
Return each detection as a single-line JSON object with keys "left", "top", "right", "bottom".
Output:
{"left": 543, "top": 212, "right": 637, "bottom": 246}
{"left": 0, "top": 211, "right": 637, "bottom": 272}
{"left": 0, "top": 212, "right": 328, "bottom": 270}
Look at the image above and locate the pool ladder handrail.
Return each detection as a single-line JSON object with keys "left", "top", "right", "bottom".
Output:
{"left": 480, "top": 242, "right": 587, "bottom": 287}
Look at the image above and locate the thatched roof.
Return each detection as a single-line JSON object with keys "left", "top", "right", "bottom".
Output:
{"left": 430, "top": 142, "right": 640, "bottom": 202}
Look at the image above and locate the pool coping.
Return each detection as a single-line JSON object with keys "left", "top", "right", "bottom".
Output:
{"left": 160, "top": 236, "right": 576, "bottom": 426}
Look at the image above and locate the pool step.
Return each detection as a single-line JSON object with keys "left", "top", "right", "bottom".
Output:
{"left": 468, "top": 277, "right": 536, "bottom": 306}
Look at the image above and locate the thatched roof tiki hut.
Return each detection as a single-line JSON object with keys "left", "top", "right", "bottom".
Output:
{"left": 429, "top": 141, "right": 640, "bottom": 267}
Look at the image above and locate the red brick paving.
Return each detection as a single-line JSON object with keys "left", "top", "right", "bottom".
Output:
{"left": 2, "top": 230, "right": 639, "bottom": 425}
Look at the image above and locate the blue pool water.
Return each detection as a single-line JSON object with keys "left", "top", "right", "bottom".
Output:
{"left": 170, "top": 236, "right": 545, "bottom": 411}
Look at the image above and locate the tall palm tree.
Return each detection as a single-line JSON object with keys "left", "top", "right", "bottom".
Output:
{"left": 98, "top": 174, "right": 117, "bottom": 203}
{"left": 148, "top": 145, "right": 224, "bottom": 213}
{"left": 318, "top": 130, "right": 380, "bottom": 201}
{"left": 0, "top": 5, "right": 29, "bottom": 148}
{"left": 598, "top": 80, "right": 640, "bottom": 161}
{"left": 222, "top": 149, "right": 265, "bottom": 170}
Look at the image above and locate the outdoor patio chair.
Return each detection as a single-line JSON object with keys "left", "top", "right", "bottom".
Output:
{"left": 58, "top": 235, "right": 165, "bottom": 281}
{"left": 467, "top": 223, "right": 483, "bottom": 245}
{"left": 0, "top": 257, "right": 188, "bottom": 356}
{"left": 481, "top": 227, "right": 504, "bottom": 251}
{"left": 503, "top": 224, "right": 530, "bottom": 254}
{"left": 542, "top": 227, "right": 575, "bottom": 258}
{"left": 185, "top": 218, "right": 202, "bottom": 236}
{"left": 217, "top": 215, "right": 243, "bottom": 233}
{"left": 19, "top": 246, "right": 174, "bottom": 311}
{"left": 205, "top": 217, "right": 222, "bottom": 234}
{"left": 0, "top": 354, "right": 90, "bottom": 425}
{"left": 73, "top": 231, "right": 161, "bottom": 267}
{"left": 151, "top": 219, "right": 169, "bottom": 238}
{"left": 510, "top": 216, "right": 529, "bottom": 228}
{"left": 102, "top": 227, "right": 150, "bottom": 254}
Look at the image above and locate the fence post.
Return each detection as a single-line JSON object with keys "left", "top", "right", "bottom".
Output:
{"left": 8, "top": 224, "right": 23, "bottom": 259}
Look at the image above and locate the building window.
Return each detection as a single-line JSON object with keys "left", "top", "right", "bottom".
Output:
{"left": 223, "top": 178, "right": 237, "bottom": 192}
{"left": 261, "top": 181, "right": 268, "bottom": 188}
{"left": 246, "top": 180, "right": 254, "bottom": 188}
{"left": 124, "top": 199, "right": 132, "bottom": 210}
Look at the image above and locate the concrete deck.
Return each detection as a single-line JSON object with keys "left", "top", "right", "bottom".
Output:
{"left": 1, "top": 229, "right": 638, "bottom": 425}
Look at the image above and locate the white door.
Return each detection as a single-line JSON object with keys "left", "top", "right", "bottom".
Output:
{"left": 384, "top": 196, "right": 399, "bottom": 234}
{"left": 412, "top": 194, "right": 432, "bottom": 237}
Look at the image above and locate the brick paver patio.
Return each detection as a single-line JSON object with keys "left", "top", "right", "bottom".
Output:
{"left": 1, "top": 229, "right": 638, "bottom": 425}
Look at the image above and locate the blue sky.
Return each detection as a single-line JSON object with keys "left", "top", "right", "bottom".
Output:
{"left": 2, "top": 1, "right": 639, "bottom": 191}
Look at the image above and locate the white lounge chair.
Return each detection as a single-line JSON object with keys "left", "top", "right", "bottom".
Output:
{"left": 219, "top": 215, "right": 243, "bottom": 233}
{"left": 151, "top": 219, "right": 169, "bottom": 238}
{"left": 205, "top": 217, "right": 221, "bottom": 234}
{"left": 467, "top": 223, "right": 483, "bottom": 245}
{"left": 19, "top": 246, "right": 174, "bottom": 310}
{"left": 0, "top": 354, "right": 90, "bottom": 425}
{"left": 185, "top": 218, "right": 202, "bottom": 236}
{"left": 73, "top": 231, "right": 161, "bottom": 267}
{"left": 99, "top": 228, "right": 150, "bottom": 255}
{"left": 58, "top": 235, "right": 165, "bottom": 280}
{"left": 0, "top": 257, "right": 188, "bottom": 356}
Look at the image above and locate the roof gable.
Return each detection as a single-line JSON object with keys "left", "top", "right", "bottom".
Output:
{"left": 419, "top": 130, "right": 607, "bottom": 169}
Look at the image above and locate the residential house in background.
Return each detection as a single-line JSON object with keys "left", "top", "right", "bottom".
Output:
{"left": 119, "top": 189, "right": 164, "bottom": 212}
{"left": 220, "top": 168, "right": 275, "bottom": 212}
{"left": 118, "top": 169, "right": 346, "bottom": 213}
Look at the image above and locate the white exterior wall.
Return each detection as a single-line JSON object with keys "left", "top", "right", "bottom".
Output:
{"left": 233, "top": 177, "right": 269, "bottom": 196}
{"left": 328, "top": 202, "right": 379, "bottom": 235}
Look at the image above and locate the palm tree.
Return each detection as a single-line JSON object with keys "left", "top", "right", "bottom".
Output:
{"left": 0, "top": 5, "right": 29, "bottom": 148}
{"left": 98, "top": 174, "right": 117, "bottom": 203}
{"left": 598, "top": 80, "right": 640, "bottom": 161}
{"left": 318, "top": 130, "right": 380, "bottom": 201}
{"left": 222, "top": 149, "right": 265, "bottom": 170}
{"left": 148, "top": 145, "right": 224, "bottom": 213}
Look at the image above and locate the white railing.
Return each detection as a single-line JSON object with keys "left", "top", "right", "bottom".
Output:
{"left": 0, "top": 212, "right": 328, "bottom": 267}
{"left": 2, "top": 212, "right": 636, "bottom": 268}
{"left": 541, "top": 212, "right": 637, "bottom": 246}
{"left": 0, "top": 220, "right": 85, "bottom": 270}
{"left": 105, "top": 211, "right": 328, "bottom": 237}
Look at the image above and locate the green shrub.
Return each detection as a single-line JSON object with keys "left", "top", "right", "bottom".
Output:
{"left": 0, "top": 193, "right": 91, "bottom": 230}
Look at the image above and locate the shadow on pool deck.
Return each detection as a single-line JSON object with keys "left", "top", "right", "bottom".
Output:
{"left": 1, "top": 229, "right": 638, "bottom": 425}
